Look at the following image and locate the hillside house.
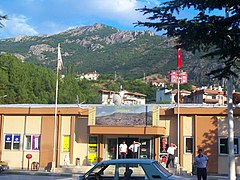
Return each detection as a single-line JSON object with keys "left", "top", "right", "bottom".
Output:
{"left": 77, "top": 71, "right": 99, "bottom": 81}
{"left": 150, "top": 79, "right": 165, "bottom": 87}
{"left": 183, "top": 86, "right": 226, "bottom": 105}
{"left": 99, "top": 89, "right": 146, "bottom": 105}
{"left": 156, "top": 88, "right": 191, "bottom": 104}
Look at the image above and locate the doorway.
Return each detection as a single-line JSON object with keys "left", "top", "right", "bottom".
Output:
{"left": 118, "top": 137, "right": 139, "bottom": 159}
{"left": 105, "top": 137, "right": 153, "bottom": 160}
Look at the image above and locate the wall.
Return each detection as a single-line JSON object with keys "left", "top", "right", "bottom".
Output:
{"left": 2, "top": 115, "right": 41, "bottom": 169}
{"left": 218, "top": 116, "right": 240, "bottom": 174}
{"left": 182, "top": 116, "right": 194, "bottom": 173}
{"left": 2, "top": 116, "right": 25, "bottom": 168}
{"left": 39, "top": 116, "right": 54, "bottom": 169}
{"left": 195, "top": 115, "right": 218, "bottom": 173}
{"left": 73, "top": 117, "right": 88, "bottom": 166}
{"left": 60, "top": 116, "right": 71, "bottom": 165}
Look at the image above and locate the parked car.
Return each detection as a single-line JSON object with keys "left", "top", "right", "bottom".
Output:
{"left": 79, "top": 159, "right": 185, "bottom": 180}
{"left": 0, "top": 161, "right": 9, "bottom": 171}
{"left": 0, "top": 165, "right": 3, "bottom": 173}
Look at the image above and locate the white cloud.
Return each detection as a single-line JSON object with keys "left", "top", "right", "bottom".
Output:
{"left": 74, "top": 0, "right": 148, "bottom": 26}
{"left": 95, "top": 0, "right": 137, "bottom": 12}
{"left": 1, "top": 14, "right": 38, "bottom": 38}
{"left": 0, "top": 0, "right": 161, "bottom": 38}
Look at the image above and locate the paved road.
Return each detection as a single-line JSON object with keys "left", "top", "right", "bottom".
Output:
{"left": 0, "top": 174, "right": 79, "bottom": 180}
{"left": 0, "top": 174, "right": 238, "bottom": 180}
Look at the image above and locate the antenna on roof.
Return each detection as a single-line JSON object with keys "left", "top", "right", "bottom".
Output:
{"left": 113, "top": 94, "right": 122, "bottom": 106}
{"left": 76, "top": 95, "right": 79, "bottom": 104}
{"left": 76, "top": 95, "right": 85, "bottom": 107}
{"left": 120, "top": 85, "right": 123, "bottom": 91}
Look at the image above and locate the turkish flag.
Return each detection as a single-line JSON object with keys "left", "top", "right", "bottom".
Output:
{"left": 177, "top": 47, "right": 182, "bottom": 69}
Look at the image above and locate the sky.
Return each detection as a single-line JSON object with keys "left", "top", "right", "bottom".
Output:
{"left": 0, "top": 0, "right": 162, "bottom": 39}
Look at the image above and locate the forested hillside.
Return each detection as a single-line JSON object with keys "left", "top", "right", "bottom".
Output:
{"left": 0, "top": 23, "right": 225, "bottom": 87}
{"left": 0, "top": 54, "right": 164, "bottom": 104}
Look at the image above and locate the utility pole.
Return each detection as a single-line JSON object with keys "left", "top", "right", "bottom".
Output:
{"left": 225, "top": 5, "right": 236, "bottom": 180}
{"left": 227, "top": 76, "right": 235, "bottom": 180}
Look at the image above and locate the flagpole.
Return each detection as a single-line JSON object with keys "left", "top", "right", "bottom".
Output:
{"left": 176, "top": 43, "right": 182, "bottom": 171}
{"left": 53, "top": 43, "right": 62, "bottom": 171}
{"left": 53, "top": 67, "right": 59, "bottom": 171}
{"left": 177, "top": 68, "right": 180, "bottom": 168}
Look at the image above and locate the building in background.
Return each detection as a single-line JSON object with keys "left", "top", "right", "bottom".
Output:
{"left": 77, "top": 71, "right": 99, "bottom": 81}
{"left": 156, "top": 88, "right": 191, "bottom": 104}
{"left": 183, "top": 86, "right": 226, "bottom": 105}
{"left": 99, "top": 89, "right": 146, "bottom": 105}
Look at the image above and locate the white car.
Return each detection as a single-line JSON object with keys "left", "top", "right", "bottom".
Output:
{"left": 79, "top": 159, "right": 186, "bottom": 180}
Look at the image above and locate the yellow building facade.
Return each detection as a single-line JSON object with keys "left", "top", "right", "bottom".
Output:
{"left": 0, "top": 104, "right": 240, "bottom": 175}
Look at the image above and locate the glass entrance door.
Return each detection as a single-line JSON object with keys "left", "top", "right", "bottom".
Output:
{"left": 106, "top": 138, "right": 117, "bottom": 160}
{"left": 106, "top": 137, "right": 153, "bottom": 160}
{"left": 139, "top": 139, "right": 152, "bottom": 159}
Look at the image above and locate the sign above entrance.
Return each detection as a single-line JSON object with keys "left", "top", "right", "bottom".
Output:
{"left": 87, "top": 105, "right": 160, "bottom": 126}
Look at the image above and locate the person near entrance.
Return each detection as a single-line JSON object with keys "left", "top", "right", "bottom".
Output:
{"left": 166, "top": 143, "right": 177, "bottom": 168}
{"left": 194, "top": 149, "right": 208, "bottom": 180}
{"left": 129, "top": 141, "right": 141, "bottom": 158}
{"left": 119, "top": 141, "right": 128, "bottom": 159}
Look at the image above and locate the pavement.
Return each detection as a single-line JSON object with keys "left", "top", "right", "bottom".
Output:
{"left": 1, "top": 169, "right": 240, "bottom": 179}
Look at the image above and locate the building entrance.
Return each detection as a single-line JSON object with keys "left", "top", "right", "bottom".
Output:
{"left": 106, "top": 137, "right": 153, "bottom": 160}
{"left": 118, "top": 137, "right": 139, "bottom": 159}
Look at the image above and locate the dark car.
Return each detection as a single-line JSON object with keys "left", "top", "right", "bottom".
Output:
{"left": 0, "top": 165, "right": 3, "bottom": 173}
{"left": 79, "top": 159, "right": 185, "bottom": 180}
{"left": 0, "top": 161, "right": 9, "bottom": 171}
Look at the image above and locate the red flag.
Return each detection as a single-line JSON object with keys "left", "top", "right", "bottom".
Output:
{"left": 177, "top": 46, "right": 182, "bottom": 69}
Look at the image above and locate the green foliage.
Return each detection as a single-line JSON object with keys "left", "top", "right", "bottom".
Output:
{"left": 136, "top": 1, "right": 240, "bottom": 79}
{"left": 0, "top": 54, "right": 56, "bottom": 103}
{"left": 0, "top": 54, "right": 199, "bottom": 104}
{"left": 157, "top": 100, "right": 171, "bottom": 104}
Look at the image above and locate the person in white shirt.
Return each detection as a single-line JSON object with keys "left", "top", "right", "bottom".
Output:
{"left": 119, "top": 141, "right": 128, "bottom": 159}
{"left": 129, "top": 141, "right": 141, "bottom": 158}
{"left": 166, "top": 143, "right": 177, "bottom": 168}
{"left": 194, "top": 149, "right": 208, "bottom": 180}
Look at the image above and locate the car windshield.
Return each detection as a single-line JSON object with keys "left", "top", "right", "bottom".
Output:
{"left": 153, "top": 161, "right": 172, "bottom": 177}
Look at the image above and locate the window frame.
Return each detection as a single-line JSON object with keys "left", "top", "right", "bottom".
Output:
{"left": 184, "top": 136, "right": 194, "bottom": 154}
{"left": 62, "top": 135, "right": 70, "bottom": 152}
{"left": 4, "top": 134, "right": 21, "bottom": 150}
{"left": 218, "top": 137, "right": 239, "bottom": 155}
{"left": 24, "top": 134, "right": 40, "bottom": 151}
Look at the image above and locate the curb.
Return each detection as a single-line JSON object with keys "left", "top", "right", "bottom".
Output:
{"left": 2, "top": 170, "right": 74, "bottom": 177}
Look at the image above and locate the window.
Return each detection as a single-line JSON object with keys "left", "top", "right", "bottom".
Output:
{"left": 219, "top": 137, "right": 238, "bottom": 154}
{"left": 184, "top": 137, "right": 193, "bottom": 153}
{"left": 25, "top": 135, "right": 40, "bottom": 150}
{"left": 88, "top": 136, "right": 98, "bottom": 164}
{"left": 4, "top": 134, "right": 20, "bottom": 150}
{"left": 160, "top": 136, "right": 169, "bottom": 153}
{"left": 63, "top": 135, "right": 70, "bottom": 152}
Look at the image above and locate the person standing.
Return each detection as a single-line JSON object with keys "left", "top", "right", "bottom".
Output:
{"left": 166, "top": 143, "right": 177, "bottom": 168}
{"left": 129, "top": 141, "right": 141, "bottom": 158}
{"left": 119, "top": 141, "right": 128, "bottom": 159}
{"left": 194, "top": 149, "right": 208, "bottom": 180}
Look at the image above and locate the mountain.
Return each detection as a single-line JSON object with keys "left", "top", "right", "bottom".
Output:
{"left": 0, "top": 23, "right": 233, "bottom": 87}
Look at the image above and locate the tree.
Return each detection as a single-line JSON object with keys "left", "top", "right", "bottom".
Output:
{"left": 136, "top": 1, "right": 239, "bottom": 79}
{"left": 0, "top": 15, "right": 7, "bottom": 28}
{"left": 136, "top": 1, "right": 239, "bottom": 179}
